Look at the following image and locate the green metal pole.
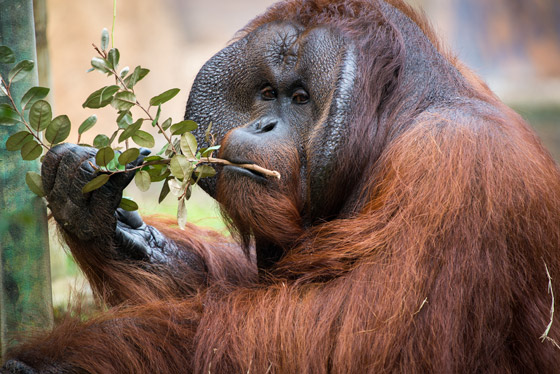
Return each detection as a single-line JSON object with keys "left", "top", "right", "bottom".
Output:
{"left": 0, "top": 0, "right": 53, "bottom": 358}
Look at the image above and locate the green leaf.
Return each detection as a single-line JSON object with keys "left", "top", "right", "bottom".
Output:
{"left": 161, "top": 118, "right": 172, "bottom": 131}
{"left": 167, "top": 139, "right": 179, "bottom": 157}
{"left": 117, "top": 111, "right": 133, "bottom": 129}
{"left": 29, "top": 100, "right": 52, "bottom": 131}
{"left": 6, "top": 131, "right": 33, "bottom": 151}
{"left": 0, "top": 80, "right": 8, "bottom": 97}
{"left": 146, "top": 162, "right": 170, "bottom": 184}
{"left": 124, "top": 66, "right": 149, "bottom": 89}
{"left": 148, "top": 168, "right": 170, "bottom": 183}
{"left": 20, "top": 140, "right": 42, "bottom": 160}
{"left": 8, "top": 60, "right": 34, "bottom": 83}
{"left": 105, "top": 151, "right": 121, "bottom": 171}
{"left": 157, "top": 143, "right": 170, "bottom": 156}
{"left": 195, "top": 165, "right": 216, "bottom": 178}
{"left": 0, "top": 103, "right": 21, "bottom": 126}
{"left": 177, "top": 197, "right": 187, "bottom": 230}
{"left": 168, "top": 178, "right": 184, "bottom": 197}
{"left": 119, "top": 197, "right": 138, "bottom": 211}
{"left": 185, "top": 184, "right": 192, "bottom": 200}
{"left": 149, "top": 88, "right": 180, "bottom": 107}
{"left": 158, "top": 179, "right": 171, "bottom": 203}
{"left": 152, "top": 105, "right": 161, "bottom": 127}
{"left": 134, "top": 170, "right": 151, "bottom": 192}
{"left": 170, "top": 120, "right": 198, "bottom": 135}
{"left": 131, "top": 130, "right": 155, "bottom": 148}
{"left": 45, "top": 115, "right": 71, "bottom": 144}
{"left": 201, "top": 145, "right": 221, "bottom": 157}
{"left": 0, "top": 46, "right": 15, "bottom": 63}
{"left": 108, "top": 129, "right": 119, "bottom": 144}
{"left": 108, "top": 48, "right": 120, "bottom": 70}
{"left": 118, "top": 148, "right": 140, "bottom": 165}
{"left": 169, "top": 154, "right": 193, "bottom": 180}
{"left": 111, "top": 91, "right": 136, "bottom": 111}
{"left": 143, "top": 155, "right": 163, "bottom": 163}
{"left": 101, "top": 28, "right": 110, "bottom": 51}
{"left": 119, "top": 66, "right": 130, "bottom": 79}
{"left": 118, "top": 118, "right": 143, "bottom": 142}
{"left": 82, "top": 85, "right": 119, "bottom": 108}
{"left": 21, "top": 86, "right": 50, "bottom": 110}
{"left": 78, "top": 115, "right": 98, "bottom": 134}
{"left": 95, "top": 146, "right": 114, "bottom": 167}
{"left": 25, "top": 171, "right": 45, "bottom": 197}
{"left": 93, "top": 134, "right": 110, "bottom": 148}
{"left": 91, "top": 57, "right": 110, "bottom": 73}
{"left": 180, "top": 133, "right": 197, "bottom": 159}
{"left": 82, "top": 174, "right": 110, "bottom": 193}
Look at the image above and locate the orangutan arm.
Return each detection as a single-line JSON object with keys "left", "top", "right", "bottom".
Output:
{"left": 43, "top": 144, "right": 256, "bottom": 305}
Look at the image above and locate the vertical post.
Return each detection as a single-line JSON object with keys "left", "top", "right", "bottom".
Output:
{"left": 0, "top": 0, "right": 53, "bottom": 359}
{"left": 33, "top": 0, "right": 52, "bottom": 90}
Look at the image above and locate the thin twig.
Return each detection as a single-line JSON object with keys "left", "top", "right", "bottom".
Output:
{"left": 2, "top": 77, "right": 51, "bottom": 150}
{"left": 92, "top": 44, "right": 106, "bottom": 59}
{"left": 540, "top": 260, "right": 560, "bottom": 350}
{"left": 89, "top": 156, "right": 281, "bottom": 179}
{"left": 203, "top": 157, "right": 281, "bottom": 179}
{"left": 135, "top": 101, "right": 178, "bottom": 154}
{"left": 413, "top": 297, "right": 428, "bottom": 316}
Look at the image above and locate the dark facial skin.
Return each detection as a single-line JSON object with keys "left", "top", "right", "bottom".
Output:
{"left": 184, "top": 22, "right": 359, "bottom": 267}
{"left": 186, "top": 22, "right": 357, "bottom": 219}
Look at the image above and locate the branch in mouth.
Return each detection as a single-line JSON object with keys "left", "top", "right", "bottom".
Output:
{"left": 91, "top": 156, "right": 282, "bottom": 180}
{"left": 202, "top": 157, "right": 281, "bottom": 179}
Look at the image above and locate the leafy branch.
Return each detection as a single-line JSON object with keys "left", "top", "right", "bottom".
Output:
{"left": 0, "top": 30, "right": 280, "bottom": 228}
{"left": 1, "top": 74, "right": 51, "bottom": 150}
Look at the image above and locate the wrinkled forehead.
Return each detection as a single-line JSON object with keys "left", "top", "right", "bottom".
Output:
{"left": 244, "top": 22, "right": 303, "bottom": 68}
{"left": 241, "top": 22, "right": 347, "bottom": 90}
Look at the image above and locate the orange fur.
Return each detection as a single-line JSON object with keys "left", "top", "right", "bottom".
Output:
{"left": 5, "top": 1, "right": 560, "bottom": 373}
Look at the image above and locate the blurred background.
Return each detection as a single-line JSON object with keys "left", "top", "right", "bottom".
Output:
{"left": 41, "top": 0, "right": 560, "bottom": 310}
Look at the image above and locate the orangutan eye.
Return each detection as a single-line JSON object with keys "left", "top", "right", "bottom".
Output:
{"left": 260, "top": 86, "right": 277, "bottom": 100}
{"left": 292, "top": 88, "right": 309, "bottom": 105}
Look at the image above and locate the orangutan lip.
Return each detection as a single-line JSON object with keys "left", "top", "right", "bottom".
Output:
{"left": 224, "top": 164, "right": 268, "bottom": 183}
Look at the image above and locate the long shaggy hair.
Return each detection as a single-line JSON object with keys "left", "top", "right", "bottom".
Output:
{"left": 5, "top": 1, "right": 560, "bottom": 373}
